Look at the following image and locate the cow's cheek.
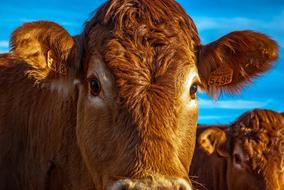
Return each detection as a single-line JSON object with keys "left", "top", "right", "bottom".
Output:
{"left": 75, "top": 85, "right": 115, "bottom": 186}
{"left": 176, "top": 97, "right": 198, "bottom": 171}
{"left": 227, "top": 160, "right": 255, "bottom": 190}
{"left": 226, "top": 159, "right": 237, "bottom": 190}
{"left": 178, "top": 66, "right": 199, "bottom": 165}
{"left": 278, "top": 172, "right": 284, "bottom": 189}
{"left": 183, "top": 104, "right": 198, "bottom": 170}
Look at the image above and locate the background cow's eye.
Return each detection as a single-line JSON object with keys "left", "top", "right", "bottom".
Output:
{"left": 234, "top": 153, "right": 242, "bottom": 164}
{"left": 190, "top": 83, "right": 198, "bottom": 99}
{"left": 90, "top": 78, "right": 101, "bottom": 96}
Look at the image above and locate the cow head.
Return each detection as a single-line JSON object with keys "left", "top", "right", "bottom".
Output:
{"left": 199, "top": 109, "right": 284, "bottom": 190}
{"left": 9, "top": 0, "right": 278, "bottom": 189}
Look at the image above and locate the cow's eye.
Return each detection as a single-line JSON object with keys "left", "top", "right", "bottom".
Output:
{"left": 190, "top": 83, "right": 198, "bottom": 99}
{"left": 90, "top": 78, "right": 101, "bottom": 96}
{"left": 234, "top": 154, "right": 242, "bottom": 164}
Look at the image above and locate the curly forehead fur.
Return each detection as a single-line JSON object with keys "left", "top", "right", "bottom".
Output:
{"left": 231, "top": 109, "right": 284, "bottom": 172}
{"left": 83, "top": 0, "right": 200, "bottom": 127}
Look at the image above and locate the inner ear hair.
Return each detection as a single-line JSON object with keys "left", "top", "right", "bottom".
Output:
{"left": 199, "top": 127, "right": 228, "bottom": 157}
{"left": 47, "top": 50, "right": 67, "bottom": 75}
{"left": 9, "top": 21, "right": 75, "bottom": 82}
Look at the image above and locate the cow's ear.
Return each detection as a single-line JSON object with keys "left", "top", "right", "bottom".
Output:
{"left": 198, "top": 31, "right": 278, "bottom": 97}
{"left": 10, "top": 21, "right": 77, "bottom": 83}
{"left": 198, "top": 128, "right": 229, "bottom": 157}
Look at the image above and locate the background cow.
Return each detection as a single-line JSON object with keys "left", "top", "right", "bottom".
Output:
{"left": 0, "top": 0, "right": 279, "bottom": 190}
{"left": 190, "top": 109, "right": 284, "bottom": 190}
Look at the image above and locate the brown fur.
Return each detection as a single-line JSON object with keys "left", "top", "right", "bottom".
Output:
{"left": 77, "top": 0, "right": 200, "bottom": 186}
{"left": 231, "top": 110, "right": 284, "bottom": 190}
{"left": 190, "top": 109, "right": 284, "bottom": 190}
{"left": 0, "top": 55, "right": 94, "bottom": 190}
{"left": 10, "top": 21, "right": 75, "bottom": 82}
{"left": 0, "top": 0, "right": 279, "bottom": 189}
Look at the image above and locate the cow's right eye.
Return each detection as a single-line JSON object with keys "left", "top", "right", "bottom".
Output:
{"left": 90, "top": 78, "right": 101, "bottom": 96}
{"left": 234, "top": 153, "right": 241, "bottom": 164}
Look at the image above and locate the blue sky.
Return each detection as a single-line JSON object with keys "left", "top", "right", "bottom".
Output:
{"left": 0, "top": 0, "right": 283, "bottom": 124}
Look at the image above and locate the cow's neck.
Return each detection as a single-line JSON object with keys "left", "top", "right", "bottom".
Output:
{"left": 190, "top": 148, "right": 228, "bottom": 190}
{"left": 0, "top": 63, "right": 94, "bottom": 190}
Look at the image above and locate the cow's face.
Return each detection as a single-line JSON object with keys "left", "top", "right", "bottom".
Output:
{"left": 76, "top": 47, "right": 198, "bottom": 190}
{"left": 199, "top": 110, "right": 284, "bottom": 190}
{"left": 227, "top": 138, "right": 284, "bottom": 190}
{"left": 9, "top": 0, "right": 278, "bottom": 189}
{"left": 226, "top": 140, "right": 265, "bottom": 190}
{"left": 76, "top": 13, "right": 200, "bottom": 189}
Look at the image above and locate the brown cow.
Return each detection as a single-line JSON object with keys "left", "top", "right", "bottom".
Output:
{"left": 0, "top": 0, "right": 279, "bottom": 190}
{"left": 190, "top": 109, "right": 284, "bottom": 190}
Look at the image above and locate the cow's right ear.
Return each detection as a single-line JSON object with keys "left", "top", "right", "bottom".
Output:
{"left": 198, "top": 128, "right": 229, "bottom": 157}
{"left": 10, "top": 21, "right": 78, "bottom": 83}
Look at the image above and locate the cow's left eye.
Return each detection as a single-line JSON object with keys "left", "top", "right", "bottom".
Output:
{"left": 90, "top": 78, "right": 101, "bottom": 96}
{"left": 190, "top": 83, "right": 198, "bottom": 99}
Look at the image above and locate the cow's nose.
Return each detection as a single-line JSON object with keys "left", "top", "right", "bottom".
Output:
{"left": 110, "top": 177, "right": 192, "bottom": 190}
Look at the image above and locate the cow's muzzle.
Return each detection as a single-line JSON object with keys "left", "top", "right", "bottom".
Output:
{"left": 110, "top": 176, "right": 192, "bottom": 190}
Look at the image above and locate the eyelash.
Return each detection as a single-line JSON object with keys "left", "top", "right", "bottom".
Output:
{"left": 190, "top": 83, "right": 198, "bottom": 99}
{"left": 89, "top": 77, "right": 101, "bottom": 96}
{"left": 190, "top": 79, "right": 202, "bottom": 99}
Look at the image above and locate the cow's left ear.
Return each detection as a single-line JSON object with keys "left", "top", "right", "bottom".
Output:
{"left": 197, "top": 31, "right": 279, "bottom": 96}
{"left": 198, "top": 128, "right": 229, "bottom": 157}
{"left": 10, "top": 21, "right": 77, "bottom": 83}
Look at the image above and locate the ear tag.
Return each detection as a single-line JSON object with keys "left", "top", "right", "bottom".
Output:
{"left": 208, "top": 66, "right": 233, "bottom": 86}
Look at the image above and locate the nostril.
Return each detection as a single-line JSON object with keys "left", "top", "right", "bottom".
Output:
{"left": 120, "top": 186, "right": 128, "bottom": 190}
{"left": 174, "top": 179, "right": 192, "bottom": 190}
{"left": 116, "top": 185, "right": 128, "bottom": 190}
{"left": 110, "top": 180, "right": 131, "bottom": 190}
{"left": 176, "top": 184, "right": 188, "bottom": 190}
{"left": 178, "top": 185, "right": 187, "bottom": 190}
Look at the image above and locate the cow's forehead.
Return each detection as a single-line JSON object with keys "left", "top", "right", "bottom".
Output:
{"left": 83, "top": 0, "right": 201, "bottom": 95}
{"left": 80, "top": 0, "right": 202, "bottom": 127}
{"left": 83, "top": 0, "right": 200, "bottom": 51}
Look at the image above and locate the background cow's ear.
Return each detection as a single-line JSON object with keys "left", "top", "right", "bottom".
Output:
{"left": 197, "top": 31, "right": 279, "bottom": 97}
{"left": 198, "top": 128, "right": 229, "bottom": 157}
{"left": 10, "top": 21, "right": 76, "bottom": 83}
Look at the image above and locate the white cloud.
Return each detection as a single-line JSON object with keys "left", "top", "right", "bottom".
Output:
{"left": 195, "top": 17, "right": 253, "bottom": 31}
{"left": 194, "top": 14, "right": 284, "bottom": 47}
{"left": 0, "top": 41, "right": 9, "bottom": 48}
{"left": 195, "top": 9, "right": 284, "bottom": 31}
{"left": 199, "top": 98, "right": 271, "bottom": 109}
{"left": 198, "top": 115, "right": 230, "bottom": 120}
